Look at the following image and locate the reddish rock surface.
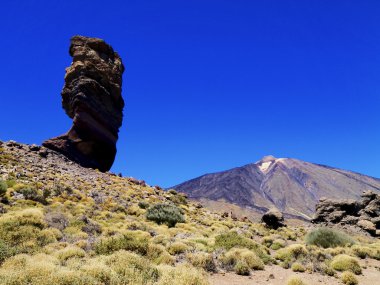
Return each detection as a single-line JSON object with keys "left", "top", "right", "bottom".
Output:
{"left": 43, "top": 36, "right": 125, "bottom": 171}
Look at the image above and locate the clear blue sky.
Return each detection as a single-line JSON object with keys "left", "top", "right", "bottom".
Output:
{"left": 0, "top": 0, "right": 379, "bottom": 187}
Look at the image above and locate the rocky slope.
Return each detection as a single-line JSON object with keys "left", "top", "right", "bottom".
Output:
{"left": 1, "top": 140, "right": 380, "bottom": 285}
{"left": 173, "top": 156, "right": 380, "bottom": 220}
{"left": 43, "top": 36, "right": 125, "bottom": 172}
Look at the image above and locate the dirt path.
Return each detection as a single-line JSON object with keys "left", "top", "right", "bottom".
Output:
{"left": 209, "top": 259, "right": 380, "bottom": 285}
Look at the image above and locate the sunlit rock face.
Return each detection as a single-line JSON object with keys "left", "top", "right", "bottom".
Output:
{"left": 43, "top": 35, "right": 125, "bottom": 171}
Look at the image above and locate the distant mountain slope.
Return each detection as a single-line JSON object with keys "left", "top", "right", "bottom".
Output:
{"left": 172, "top": 156, "right": 380, "bottom": 220}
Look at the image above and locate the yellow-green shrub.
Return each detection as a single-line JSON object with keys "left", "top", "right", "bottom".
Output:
{"left": 221, "top": 248, "right": 264, "bottom": 272}
{"left": 341, "top": 271, "right": 358, "bottom": 285}
{"left": 167, "top": 241, "right": 189, "bottom": 255}
{"left": 287, "top": 275, "right": 307, "bottom": 285}
{"left": 291, "top": 262, "right": 305, "bottom": 272}
{"left": 95, "top": 230, "right": 149, "bottom": 255}
{"left": 187, "top": 252, "right": 216, "bottom": 272}
{"left": 330, "top": 254, "right": 361, "bottom": 275}
{"left": 55, "top": 246, "right": 85, "bottom": 262}
{"left": 0, "top": 209, "right": 46, "bottom": 249}
{"left": 157, "top": 264, "right": 208, "bottom": 285}
{"left": 275, "top": 244, "right": 307, "bottom": 262}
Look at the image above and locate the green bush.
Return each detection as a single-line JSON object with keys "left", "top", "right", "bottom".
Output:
{"left": 138, "top": 201, "right": 150, "bottom": 209}
{"left": 0, "top": 239, "right": 15, "bottom": 263}
{"left": 146, "top": 203, "right": 185, "bottom": 227}
{"left": 305, "top": 228, "right": 354, "bottom": 248}
{"left": 0, "top": 180, "right": 7, "bottom": 196}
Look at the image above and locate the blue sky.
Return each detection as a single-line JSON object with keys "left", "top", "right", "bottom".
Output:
{"left": 0, "top": 0, "right": 379, "bottom": 187}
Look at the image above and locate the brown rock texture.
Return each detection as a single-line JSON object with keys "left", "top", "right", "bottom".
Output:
{"left": 261, "top": 208, "right": 285, "bottom": 229}
{"left": 43, "top": 35, "right": 125, "bottom": 171}
{"left": 312, "top": 190, "right": 380, "bottom": 236}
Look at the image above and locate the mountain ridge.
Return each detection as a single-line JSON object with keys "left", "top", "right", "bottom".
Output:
{"left": 173, "top": 156, "right": 380, "bottom": 220}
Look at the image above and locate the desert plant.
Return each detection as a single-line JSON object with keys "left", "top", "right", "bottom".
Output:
{"left": 95, "top": 231, "right": 149, "bottom": 255}
{"left": 215, "top": 231, "right": 270, "bottom": 263}
{"left": 221, "top": 248, "right": 264, "bottom": 272}
{"left": 287, "top": 275, "right": 307, "bottom": 285}
{"left": 146, "top": 203, "right": 185, "bottom": 227}
{"left": 167, "top": 241, "right": 189, "bottom": 255}
{"left": 330, "top": 254, "right": 362, "bottom": 275}
{"left": 275, "top": 244, "right": 307, "bottom": 262}
{"left": 0, "top": 180, "right": 7, "bottom": 196}
{"left": 138, "top": 201, "right": 150, "bottom": 209}
{"left": 187, "top": 252, "right": 216, "bottom": 272}
{"left": 234, "top": 261, "right": 250, "bottom": 275}
{"left": 341, "top": 271, "right": 358, "bottom": 285}
{"left": 291, "top": 262, "right": 305, "bottom": 272}
{"left": 305, "top": 228, "right": 354, "bottom": 248}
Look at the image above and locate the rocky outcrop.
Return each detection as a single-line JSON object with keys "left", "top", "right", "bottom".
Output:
{"left": 312, "top": 191, "right": 380, "bottom": 236}
{"left": 261, "top": 208, "right": 285, "bottom": 229}
{"left": 43, "top": 36, "right": 125, "bottom": 172}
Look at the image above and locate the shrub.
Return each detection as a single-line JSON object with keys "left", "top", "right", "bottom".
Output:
{"left": 138, "top": 201, "right": 150, "bottom": 209}
{"left": 287, "top": 275, "right": 307, "bottom": 285}
{"left": 271, "top": 239, "right": 286, "bottom": 250}
{"left": 305, "top": 228, "right": 354, "bottom": 248}
{"left": 157, "top": 264, "right": 209, "bottom": 285}
{"left": 0, "top": 239, "right": 15, "bottom": 263}
{"left": 55, "top": 246, "right": 85, "bottom": 262}
{"left": 0, "top": 180, "right": 7, "bottom": 196}
{"left": 291, "top": 262, "right": 305, "bottom": 272}
{"left": 330, "top": 254, "right": 362, "bottom": 275}
{"left": 146, "top": 203, "right": 185, "bottom": 227}
{"left": 214, "top": 231, "right": 270, "bottom": 263}
{"left": 234, "top": 261, "right": 250, "bottom": 275}
{"left": 275, "top": 244, "right": 307, "bottom": 262}
{"left": 95, "top": 231, "right": 149, "bottom": 255}
{"left": 352, "top": 243, "right": 380, "bottom": 260}
{"left": 17, "top": 186, "right": 47, "bottom": 204}
{"left": 167, "top": 189, "right": 177, "bottom": 195}
{"left": 187, "top": 252, "right": 216, "bottom": 272}
{"left": 341, "top": 271, "right": 358, "bottom": 285}
{"left": 0, "top": 209, "right": 46, "bottom": 248}
{"left": 221, "top": 248, "right": 264, "bottom": 272}
{"left": 167, "top": 242, "right": 189, "bottom": 255}
{"left": 147, "top": 244, "right": 175, "bottom": 265}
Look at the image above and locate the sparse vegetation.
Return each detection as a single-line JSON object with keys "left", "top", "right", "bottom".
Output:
{"left": 305, "top": 228, "right": 354, "bottom": 248}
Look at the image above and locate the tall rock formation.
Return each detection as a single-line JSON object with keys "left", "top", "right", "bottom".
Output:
{"left": 43, "top": 36, "right": 125, "bottom": 171}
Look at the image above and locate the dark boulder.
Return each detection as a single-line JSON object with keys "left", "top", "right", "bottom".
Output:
{"left": 262, "top": 208, "right": 285, "bottom": 229}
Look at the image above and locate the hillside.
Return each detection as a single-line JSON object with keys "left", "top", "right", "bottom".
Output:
{"left": 1, "top": 140, "right": 380, "bottom": 285}
{"left": 173, "top": 156, "right": 380, "bottom": 220}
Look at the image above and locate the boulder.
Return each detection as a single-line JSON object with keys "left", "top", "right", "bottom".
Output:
{"left": 262, "top": 208, "right": 285, "bottom": 229}
{"left": 43, "top": 36, "right": 125, "bottom": 172}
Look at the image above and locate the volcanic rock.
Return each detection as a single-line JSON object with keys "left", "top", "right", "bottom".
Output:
{"left": 261, "top": 208, "right": 285, "bottom": 229}
{"left": 43, "top": 36, "right": 125, "bottom": 171}
{"left": 312, "top": 191, "right": 380, "bottom": 236}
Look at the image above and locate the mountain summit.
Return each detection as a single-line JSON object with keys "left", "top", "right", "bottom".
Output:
{"left": 173, "top": 156, "right": 380, "bottom": 220}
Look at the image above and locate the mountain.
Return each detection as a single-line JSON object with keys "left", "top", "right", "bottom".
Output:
{"left": 172, "top": 155, "right": 380, "bottom": 220}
